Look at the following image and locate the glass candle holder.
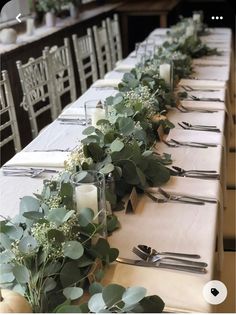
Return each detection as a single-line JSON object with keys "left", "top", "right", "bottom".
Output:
{"left": 84, "top": 99, "right": 106, "bottom": 126}
{"left": 71, "top": 170, "right": 107, "bottom": 238}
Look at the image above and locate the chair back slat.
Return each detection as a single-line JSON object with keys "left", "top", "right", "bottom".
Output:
{"left": 16, "top": 55, "right": 56, "bottom": 138}
{"left": 72, "top": 29, "right": 98, "bottom": 94}
{"left": 93, "top": 21, "right": 112, "bottom": 78}
{"left": 106, "top": 14, "right": 123, "bottom": 67}
{"left": 43, "top": 38, "right": 76, "bottom": 114}
{"left": 0, "top": 70, "right": 21, "bottom": 152}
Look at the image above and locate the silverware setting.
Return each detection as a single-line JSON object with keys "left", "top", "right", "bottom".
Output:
{"left": 169, "top": 165, "right": 220, "bottom": 179}
{"left": 163, "top": 139, "right": 208, "bottom": 149}
{"left": 178, "top": 122, "right": 221, "bottom": 132}
{"left": 144, "top": 190, "right": 205, "bottom": 205}
{"left": 116, "top": 257, "right": 207, "bottom": 274}
{"left": 2, "top": 167, "right": 58, "bottom": 178}
{"left": 33, "top": 148, "right": 71, "bottom": 152}
{"left": 188, "top": 95, "right": 222, "bottom": 102}
{"left": 132, "top": 246, "right": 208, "bottom": 267}
{"left": 177, "top": 104, "right": 218, "bottom": 113}
{"left": 136, "top": 244, "right": 201, "bottom": 259}
{"left": 180, "top": 85, "right": 220, "bottom": 92}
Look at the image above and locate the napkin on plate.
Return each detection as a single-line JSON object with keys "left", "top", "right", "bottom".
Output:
{"left": 5, "top": 151, "right": 70, "bottom": 168}
{"left": 192, "top": 59, "right": 229, "bottom": 66}
{"left": 178, "top": 79, "right": 226, "bottom": 90}
{"left": 59, "top": 107, "right": 85, "bottom": 120}
{"left": 193, "top": 66, "right": 229, "bottom": 81}
{"left": 92, "top": 79, "right": 121, "bottom": 88}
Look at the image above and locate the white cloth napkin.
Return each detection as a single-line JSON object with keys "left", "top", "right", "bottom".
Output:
{"left": 192, "top": 59, "right": 229, "bottom": 66}
{"left": 166, "top": 129, "right": 224, "bottom": 146}
{"left": 178, "top": 79, "right": 226, "bottom": 89}
{"left": 59, "top": 107, "right": 85, "bottom": 119}
{"left": 114, "top": 64, "right": 134, "bottom": 72}
{"left": 5, "top": 151, "right": 70, "bottom": 168}
{"left": 193, "top": 66, "right": 229, "bottom": 81}
{"left": 92, "top": 79, "right": 121, "bottom": 88}
{"left": 181, "top": 100, "right": 226, "bottom": 111}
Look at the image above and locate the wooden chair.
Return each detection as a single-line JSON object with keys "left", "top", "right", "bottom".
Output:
{"left": 16, "top": 55, "right": 56, "bottom": 138}
{"left": 93, "top": 21, "right": 112, "bottom": 78}
{"left": 72, "top": 29, "right": 98, "bottom": 94}
{"left": 106, "top": 14, "right": 123, "bottom": 68}
{"left": 43, "top": 38, "right": 76, "bottom": 114}
{"left": 0, "top": 70, "right": 21, "bottom": 152}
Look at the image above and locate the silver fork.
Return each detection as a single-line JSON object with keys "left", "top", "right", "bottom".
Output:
{"left": 144, "top": 191, "right": 204, "bottom": 205}
{"left": 132, "top": 247, "right": 207, "bottom": 267}
{"left": 158, "top": 187, "right": 217, "bottom": 204}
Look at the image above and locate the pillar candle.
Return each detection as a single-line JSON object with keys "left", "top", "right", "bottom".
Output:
{"left": 159, "top": 64, "right": 171, "bottom": 85}
{"left": 186, "top": 25, "right": 195, "bottom": 37}
{"left": 26, "top": 18, "right": 35, "bottom": 36}
{"left": 91, "top": 108, "right": 106, "bottom": 126}
{"left": 193, "top": 13, "right": 201, "bottom": 23}
{"left": 75, "top": 184, "right": 98, "bottom": 223}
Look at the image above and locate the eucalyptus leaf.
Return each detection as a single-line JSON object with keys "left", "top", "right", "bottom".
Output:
{"left": 78, "top": 208, "right": 94, "bottom": 227}
{"left": 13, "top": 265, "right": 30, "bottom": 283}
{"left": 0, "top": 250, "right": 15, "bottom": 263}
{"left": 44, "top": 261, "right": 62, "bottom": 276}
{"left": 18, "top": 235, "right": 38, "bottom": 254}
{"left": 60, "top": 261, "right": 82, "bottom": 288}
{"left": 99, "top": 163, "right": 115, "bottom": 174}
{"left": 102, "top": 284, "right": 126, "bottom": 308}
{"left": 0, "top": 272, "right": 15, "bottom": 284}
{"left": 88, "top": 293, "right": 106, "bottom": 313}
{"left": 0, "top": 233, "right": 12, "bottom": 249}
{"left": 23, "top": 211, "right": 44, "bottom": 220}
{"left": 20, "top": 196, "right": 40, "bottom": 214}
{"left": 63, "top": 287, "right": 83, "bottom": 300}
{"left": 110, "top": 139, "right": 124, "bottom": 152}
{"left": 108, "top": 248, "right": 119, "bottom": 262}
{"left": 13, "top": 283, "right": 26, "bottom": 295}
{"left": 139, "top": 295, "right": 165, "bottom": 313}
{"left": 122, "top": 287, "right": 147, "bottom": 305}
{"left": 82, "top": 126, "right": 96, "bottom": 135}
{"left": 89, "top": 282, "right": 103, "bottom": 295}
{"left": 47, "top": 208, "right": 69, "bottom": 226}
{"left": 44, "top": 277, "right": 57, "bottom": 292}
{"left": 63, "top": 241, "right": 84, "bottom": 260}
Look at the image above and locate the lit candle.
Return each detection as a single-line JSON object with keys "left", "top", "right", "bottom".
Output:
{"left": 91, "top": 108, "right": 106, "bottom": 126}
{"left": 26, "top": 18, "right": 35, "bottom": 36}
{"left": 186, "top": 25, "right": 195, "bottom": 37}
{"left": 159, "top": 64, "right": 171, "bottom": 85}
{"left": 75, "top": 184, "right": 98, "bottom": 223}
{"left": 193, "top": 13, "right": 201, "bottom": 23}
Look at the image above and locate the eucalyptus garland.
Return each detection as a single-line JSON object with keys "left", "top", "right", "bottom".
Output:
{"left": 0, "top": 13, "right": 220, "bottom": 313}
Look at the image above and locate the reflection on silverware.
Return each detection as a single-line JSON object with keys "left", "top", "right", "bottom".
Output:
{"left": 132, "top": 246, "right": 207, "bottom": 267}
{"left": 137, "top": 244, "right": 201, "bottom": 259}
{"left": 116, "top": 257, "right": 207, "bottom": 274}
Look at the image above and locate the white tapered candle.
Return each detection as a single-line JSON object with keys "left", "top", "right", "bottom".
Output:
{"left": 159, "top": 64, "right": 171, "bottom": 85}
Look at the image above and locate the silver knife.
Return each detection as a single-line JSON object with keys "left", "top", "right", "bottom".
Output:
{"left": 116, "top": 257, "right": 207, "bottom": 274}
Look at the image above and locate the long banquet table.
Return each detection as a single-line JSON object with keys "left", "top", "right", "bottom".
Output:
{"left": 0, "top": 27, "right": 232, "bottom": 313}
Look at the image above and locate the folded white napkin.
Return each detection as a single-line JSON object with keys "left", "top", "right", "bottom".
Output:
{"left": 192, "top": 59, "right": 229, "bottom": 66}
{"left": 166, "top": 129, "right": 223, "bottom": 146}
{"left": 193, "top": 66, "right": 229, "bottom": 81}
{"left": 181, "top": 100, "right": 226, "bottom": 111}
{"left": 178, "top": 79, "right": 226, "bottom": 90}
{"left": 59, "top": 107, "right": 85, "bottom": 119}
{"left": 114, "top": 64, "right": 134, "bottom": 72}
{"left": 92, "top": 79, "right": 121, "bottom": 88}
{"left": 5, "top": 151, "right": 70, "bottom": 168}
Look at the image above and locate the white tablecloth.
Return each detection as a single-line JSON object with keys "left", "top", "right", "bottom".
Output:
{"left": 0, "top": 26, "right": 232, "bottom": 313}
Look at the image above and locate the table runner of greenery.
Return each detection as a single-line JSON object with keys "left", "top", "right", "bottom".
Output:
{"left": 0, "top": 13, "right": 220, "bottom": 313}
